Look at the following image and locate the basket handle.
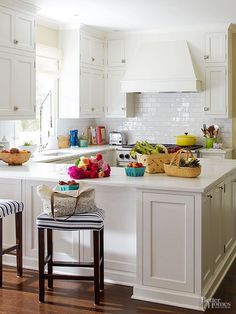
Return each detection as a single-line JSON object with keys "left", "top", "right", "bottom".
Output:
{"left": 170, "top": 149, "right": 194, "bottom": 168}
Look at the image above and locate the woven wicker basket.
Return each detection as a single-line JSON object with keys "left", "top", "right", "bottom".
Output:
{"left": 137, "top": 152, "right": 173, "bottom": 173}
{"left": 0, "top": 152, "right": 31, "bottom": 165}
{"left": 164, "top": 149, "right": 201, "bottom": 178}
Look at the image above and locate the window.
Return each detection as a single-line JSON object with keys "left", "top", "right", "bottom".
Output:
{"left": 15, "top": 45, "right": 59, "bottom": 149}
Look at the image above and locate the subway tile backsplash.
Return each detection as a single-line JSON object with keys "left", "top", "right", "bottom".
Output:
{"left": 97, "top": 93, "right": 233, "bottom": 147}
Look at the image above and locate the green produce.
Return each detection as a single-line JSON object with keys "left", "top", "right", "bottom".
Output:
{"left": 23, "top": 141, "right": 34, "bottom": 146}
{"left": 75, "top": 158, "right": 80, "bottom": 167}
{"left": 130, "top": 141, "right": 167, "bottom": 158}
{"left": 179, "top": 158, "right": 201, "bottom": 168}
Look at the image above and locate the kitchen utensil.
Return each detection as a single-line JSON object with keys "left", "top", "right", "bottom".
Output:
{"left": 176, "top": 133, "right": 196, "bottom": 146}
{"left": 109, "top": 132, "right": 127, "bottom": 146}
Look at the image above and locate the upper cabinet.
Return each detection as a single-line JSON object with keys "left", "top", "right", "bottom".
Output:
{"left": 0, "top": 4, "right": 36, "bottom": 120}
{"left": 0, "top": 6, "right": 35, "bottom": 52}
{"left": 204, "top": 33, "right": 226, "bottom": 63}
{"left": 80, "top": 33, "right": 104, "bottom": 67}
{"left": 107, "top": 39, "right": 126, "bottom": 67}
{"left": 59, "top": 28, "right": 105, "bottom": 119}
{"left": 204, "top": 31, "right": 231, "bottom": 118}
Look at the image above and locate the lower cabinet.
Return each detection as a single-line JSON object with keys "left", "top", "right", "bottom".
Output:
{"left": 142, "top": 192, "right": 195, "bottom": 292}
{"left": 202, "top": 175, "right": 236, "bottom": 290}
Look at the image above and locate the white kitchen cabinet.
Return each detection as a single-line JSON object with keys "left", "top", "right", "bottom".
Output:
{"left": 106, "top": 70, "right": 134, "bottom": 117}
{"left": 107, "top": 39, "right": 125, "bottom": 67}
{"left": 80, "top": 33, "right": 104, "bottom": 67}
{"left": 142, "top": 192, "right": 194, "bottom": 292}
{"left": 199, "top": 148, "right": 233, "bottom": 159}
{"left": 80, "top": 67, "right": 104, "bottom": 117}
{"left": 0, "top": 5, "right": 35, "bottom": 52}
{"left": 205, "top": 66, "right": 226, "bottom": 116}
{"left": 205, "top": 32, "right": 226, "bottom": 63}
{"left": 0, "top": 51, "right": 35, "bottom": 118}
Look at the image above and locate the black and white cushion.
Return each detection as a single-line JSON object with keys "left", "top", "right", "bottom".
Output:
{"left": 36, "top": 209, "right": 104, "bottom": 231}
{"left": 0, "top": 199, "right": 24, "bottom": 218}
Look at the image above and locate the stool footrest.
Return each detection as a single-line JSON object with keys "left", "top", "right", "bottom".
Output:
{"left": 45, "top": 274, "right": 94, "bottom": 281}
{"left": 2, "top": 245, "right": 18, "bottom": 256}
{"left": 52, "top": 261, "right": 94, "bottom": 268}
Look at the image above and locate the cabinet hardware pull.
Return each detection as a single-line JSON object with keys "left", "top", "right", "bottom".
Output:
{"left": 204, "top": 107, "right": 210, "bottom": 111}
{"left": 14, "top": 39, "right": 19, "bottom": 44}
{"left": 207, "top": 195, "right": 212, "bottom": 198}
{"left": 121, "top": 59, "right": 126, "bottom": 63}
{"left": 14, "top": 106, "right": 18, "bottom": 111}
{"left": 121, "top": 107, "right": 126, "bottom": 111}
{"left": 91, "top": 57, "right": 95, "bottom": 62}
{"left": 218, "top": 186, "right": 224, "bottom": 190}
{"left": 204, "top": 55, "right": 209, "bottom": 60}
{"left": 91, "top": 107, "right": 95, "bottom": 111}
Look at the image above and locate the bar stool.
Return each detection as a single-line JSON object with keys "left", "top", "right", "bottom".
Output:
{"left": 0, "top": 199, "right": 23, "bottom": 287}
{"left": 36, "top": 209, "right": 104, "bottom": 304}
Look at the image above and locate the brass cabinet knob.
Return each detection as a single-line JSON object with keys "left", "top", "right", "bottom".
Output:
{"left": 204, "top": 107, "right": 210, "bottom": 111}
{"left": 14, "top": 39, "right": 19, "bottom": 44}
{"left": 204, "top": 55, "right": 210, "bottom": 60}
{"left": 121, "top": 59, "right": 126, "bottom": 63}
{"left": 91, "top": 107, "right": 95, "bottom": 111}
{"left": 207, "top": 195, "right": 213, "bottom": 199}
{"left": 91, "top": 57, "right": 95, "bottom": 62}
{"left": 14, "top": 106, "right": 19, "bottom": 111}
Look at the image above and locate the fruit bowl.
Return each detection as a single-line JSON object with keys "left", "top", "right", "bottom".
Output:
{"left": 125, "top": 167, "right": 146, "bottom": 177}
{"left": 0, "top": 151, "right": 31, "bottom": 165}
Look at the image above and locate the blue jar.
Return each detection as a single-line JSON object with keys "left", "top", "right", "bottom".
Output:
{"left": 69, "top": 130, "right": 79, "bottom": 147}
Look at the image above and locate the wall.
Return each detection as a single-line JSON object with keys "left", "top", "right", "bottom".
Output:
{"left": 96, "top": 92, "right": 232, "bottom": 147}
{"left": 36, "top": 25, "right": 59, "bottom": 47}
{"left": 232, "top": 34, "right": 236, "bottom": 158}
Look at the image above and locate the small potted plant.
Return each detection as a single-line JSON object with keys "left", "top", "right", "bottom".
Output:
{"left": 19, "top": 141, "right": 37, "bottom": 155}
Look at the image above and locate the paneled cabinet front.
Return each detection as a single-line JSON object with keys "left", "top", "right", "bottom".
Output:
{"left": 0, "top": 5, "right": 35, "bottom": 52}
{"left": 0, "top": 52, "right": 35, "bottom": 118}
{"left": 80, "top": 33, "right": 104, "bottom": 67}
{"left": 142, "top": 192, "right": 195, "bottom": 292}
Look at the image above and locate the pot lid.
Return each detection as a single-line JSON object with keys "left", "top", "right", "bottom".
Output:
{"left": 176, "top": 132, "right": 196, "bottom": 139}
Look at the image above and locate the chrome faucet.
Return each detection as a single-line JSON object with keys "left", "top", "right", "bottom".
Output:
{"left": 39, "top": 90, "right": 52, "bottom": 152}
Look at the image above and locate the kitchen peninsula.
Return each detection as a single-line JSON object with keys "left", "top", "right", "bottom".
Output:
{"left": 1, "top": 159, "right": 236, "bottom": 311}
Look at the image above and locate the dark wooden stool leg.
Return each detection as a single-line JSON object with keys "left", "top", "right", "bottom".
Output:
{"left": 93, "top": 231, "right": 100, "bottom": 305}
{"left": 0, "top": 219, "right": 2, "bottom": 287}
{"left": 47, "top": 229, "right": 53, "bottom": 289}
{"left": 38, "top": 228, "right": 45, "bottom": 303}
{"left": 100, "top": 228, "right": 104, "bottom": 291}
{"left": 15, "top": 212, "right": 22, "bottom": 277}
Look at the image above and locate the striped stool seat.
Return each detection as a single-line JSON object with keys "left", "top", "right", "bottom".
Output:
{"left": 36, "top": 209, "right": 104, "bottom": 231}
{"left": 0, "top": 200, "right": 24, "bottom": 218}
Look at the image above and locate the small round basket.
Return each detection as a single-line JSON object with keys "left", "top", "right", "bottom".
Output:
{"left": 164, "top": 149, "right": 201, "bottom": 178}
{"left": 0, "top": 152, "right": 31, "bottom": 165}
{"left": 125, "top": 167, "right": 146, "bottom": 177}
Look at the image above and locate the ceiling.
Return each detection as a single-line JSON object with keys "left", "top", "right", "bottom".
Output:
{"left": 26, "top": 0, "right": 236, "bottom": 30}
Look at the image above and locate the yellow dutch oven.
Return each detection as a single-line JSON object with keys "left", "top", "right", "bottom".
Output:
{"left": 176, "top": 132, "right": 196, "bottom": 146}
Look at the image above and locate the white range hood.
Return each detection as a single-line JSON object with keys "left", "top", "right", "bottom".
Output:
{"left": 121, "top": 40, "right": 201, "bottom": 93}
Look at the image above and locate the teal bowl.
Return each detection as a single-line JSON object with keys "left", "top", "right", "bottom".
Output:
{"left": 125, "top": 167, "right": 145, "bottom": 177}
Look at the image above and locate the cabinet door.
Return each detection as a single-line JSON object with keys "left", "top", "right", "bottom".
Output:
{"left": 15, "top": 12, "right": 35, "bottom": 51}
{"left": 91, "top": 70, "right": 104, "bottom": 115}
{"left": 202, "top": 192, "right": 214, "bottom": 288}
{"left": 91, "top": 38, "right": 104, "bottom": 67}
{"left": 142, "top": 193, "right": 194, "bottom": 292}
{"left": 212, "top": 183, "right": 224, "bottom": 271}
{"left": 205, "top": 33, "right": 226, "bottom": 63}
{"left": 0, "top": 52, "right": 14, "bottom": 115}
{"left": 0, "top": 6, "right": 14, "bottom": 48}
{"left": 13, "top": 55, "right": 35, "bottom": 117}
{"left": 205, "top": 66, "right": 226, "bottom": 116}
{"left": 107, "top": 39, "right": 125, "bottom": 66}
{"left": 223, "top": 178, "right": 235, "bottom": 254}
{"left": 107, "top": 70, "right": 126, "bottom": 116}
{"left": 80, "top": 34, "right": 91, "bottom": 65}
{"left": 80, "top": 67, "right": 91, "bottom": 114}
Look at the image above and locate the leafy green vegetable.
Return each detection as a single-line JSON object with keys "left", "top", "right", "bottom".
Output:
{"left": 23, "top": 141, "right": 34, "bottom": 146}
{"left": 130, "top": 141, "right": 167, "bottom": 158}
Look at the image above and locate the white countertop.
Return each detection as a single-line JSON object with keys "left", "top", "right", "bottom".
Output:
{"left": 32, "top": 145, "right": 115, "bottom": 162}
{"left": 200, "top": 147, "right": 233, "bottom": 154}
{"left": 0, "top": 158, "right": 236, "bottom": 193}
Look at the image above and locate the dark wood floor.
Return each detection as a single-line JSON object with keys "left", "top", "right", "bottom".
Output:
{"left": 0, "top": 261, "right": 236, "bottom": 314}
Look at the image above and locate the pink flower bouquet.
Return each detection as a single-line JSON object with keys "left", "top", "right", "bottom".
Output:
{"left": 68, "top": 154, "right": 111, "bottom": 180}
